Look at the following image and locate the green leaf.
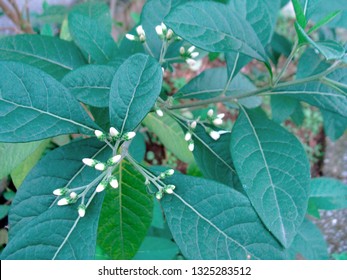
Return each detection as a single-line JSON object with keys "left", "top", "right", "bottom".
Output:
{"left": 287, "top": 219, "right": 328, "bottom": 260}
{"left": 295, "top": 23, "right": 345, "bottom": 60}
{"left": 308, "top": 10, "right": 342, "bottom": 34}
{"left": 133, "top": 237, "right": 179, "bottom": 260}
{"left": 0, "top": 61, "right": 98, "bottom": 142}
{"left": 321, "top": 110, "right": 347, "bottom": 141}
{"left": 128, "top": 132, "right": 146, "bottom": 162}
{"left": 0, "top": 141, "right": 45, "bottom": 178}
{"left": 309, "top": 177, "right": 347, "bottom": 211}
{"left": 161, "top": 174, "right": 285, "bottom": 259}
{"left": 142, "top": 113, "right": 194, "bottom": 164}
{"left": 0, "top": 35, "right": 85, "bottom": 80}
{"left": 230, "top": 108, "right": 310, "bottom": 247}
{"left": 0, "top": 205, "right": 10, "bottom": 220}
{"left": 272, "top": 68, "right": 347, "bottom": 118}
{"left": 1, "top": 138, "right": 111, "bottom": 259}
{"left": 165, "top": 1, "right": 267, "bottom": 61}
{"left": 11, "top": 140, "right": 50, "bottom": 188}
{"left": 109, "top": 54, "right": 163, "bottom": 134}
{"left": 296, "top": 48, "right": 330, "bottom": 79}
{"left": 97, "top": 160, "right": 153, "bottom": 260}
{"left": 68, "top": 3, "right": 117, "bottom": 64}
{"left": 62, "top": 65, "right": 117, "bottom": 107}
{"left": 292, "top": 0, "right": 307, "bottom": 28}
{"left": 271, "top": 96, "right": 301, "bottom": 123}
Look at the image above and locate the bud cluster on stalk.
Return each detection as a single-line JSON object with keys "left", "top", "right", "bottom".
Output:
{"left": 94, "top": 128, "right": 136, "bottom": 144}
{"left": 180, "top": 45, "right": 201, "bottom": 70}
{"left": 156, "top": 184, "right": 176, "bottom": 200}
{"left": 125, "top": 25, "right": 147, "bottom": 43}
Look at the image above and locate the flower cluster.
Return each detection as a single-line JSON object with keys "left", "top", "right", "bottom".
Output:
{"left": 125, "top": 25, "right": 146, "bottom": 43}
{"left": 207, "top": 109, "right": 225, "bottom": 127}
{"left": 94, "top": 127, "right": 136, "bottom": 143}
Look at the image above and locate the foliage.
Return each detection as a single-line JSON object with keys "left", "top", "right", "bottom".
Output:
{"left": 0, "top": 0, "right": 346, "bottom": 260}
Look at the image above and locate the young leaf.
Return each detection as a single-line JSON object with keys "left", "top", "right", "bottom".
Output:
{"left": 97, "top": 160, "right": 153, "bottom": 260}
{"left": 286, "top": 219, "right": 328, "bottom": 260}
{"left": 142, "top": 113, "right": 194, "bottom": 164}
{"left": 62, "top": 65, "right": 117, "bottom": 108}
{"left": 230, "top": 108, "right": 310, "bottom": 248}
{"left": 161, "top": 174, "right": 285, "bottom": 260}
{"left": 0, "top": 35, "right": 85, "bottom": 80}
{"left": 1, "top": 138, "right": 111, "bottom": 259}
{"left": 68, "top": 2, "right": 117, "bottom": 64}
{"left": 272, "top": 69, "right": 347, "bottom": 118}
{"left": 309, "top": 177, "right": 347, "bottom": 211}
{"left": 109, "top": 54, "right": 163, "bottom": 134}
{"left": 225, "top": 52, "right": 252, "bottom": 80}
{"left": 0, "top": 140, "right": 46, "bottom": 178}
{"left": 165, "top": 1, "right": 267, "bottom": 61}
{"left": 133, "top": 237, "right": 179, "bottom": 260}
{"left": 292, "top": 0, "right": 307, "bottom": 29}
{"left": 0, "top": 61, "right": 99, "bottom": 142}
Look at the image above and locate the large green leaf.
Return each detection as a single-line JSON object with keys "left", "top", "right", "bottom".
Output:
{"left": 287, "top": 219, "right": 328, "bottom": 260}
{"left": 97, "top": 160, "right": 153, "bottom": 260}
{"left": 272, "top": 69, "right": 347, "bottom": 118}
{"left": 161, "top": 174, "right": 285, "bottom": 259}
{"left": 0, "top": 61, "right": 98, "bottom": 142}
{"left": 109, "top": 54, "right": 163, "bottom": 134}
{"left": 230, "top": 108, "right": 310, "bottom": 248}
{"left": 62, "top": 65, "right": 116, "bottom": 107}
{"left": 1, "top": 138, "right": 111, "bottom": 259}
{"left": 68, "top": 2, "right": 117, "bottom": 64}
{"left": 0, "top": 35, "right": 85, "bottom": 80}
{"left": 271, "top": 96, "right": 301, "bottom": 123}
{"left": 133, "top": 237, "right": 179, "bottom": 260}
{"left": 142, "top": 113, "right": 194, "bottom": 164}
{"left": 321, "top": 110, "right": 347, "bottom": 141}
{"left": 308, "top": 177, "right": 347, "bottom": 211}
{"left": 165, "top": 1, "right": 267, "bottom": 61}
{"left": 0, "top": 140, "right": 45, "bottom": 178}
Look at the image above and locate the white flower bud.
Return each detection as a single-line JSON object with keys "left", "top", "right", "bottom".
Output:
{"left": 207, "top": 109, "right": 214, "bottom": 117}
{"left": 190, "top": 52, "right": 199, "bottom": 59}
{"left": 155, "top": 25, "right": 163, "bottom": 37}
{"left": 94, "top": 130, "right": 105, "bottom": 139}
{"left": 164, "top": 184, "right": 176, "bottom": 194}
{"left": 175, "top": 36, "right": 182, "bottom": 41}
{"left": 136, "top": 25, "right": 145, "bottom": 36}
{"left": 69, "top": 192, "right": 77, "bottom": 199}
{"left": 124, "top": 131, "right": 136, "bottom": 140}
{"left": 166, "top": 29, "right": 174, "bottom": 40}
{"left": 78, "top": 205, "right": 86, "bottom": 218}
{"left": 108, "top": 155, "right": 122, "bottom": 165}
{"left": 186, "top": 58, "right": 196, "bottom": 67}
{"left": 125, "top": 34, "right": 136, "bottom": 41}
{"left": 109, "top": 177, "right": 119, "bottom": 189}
{"left": 213, "top": 118, "right": 223, "bottom": 126}
{"left": 209, "top": 130, "right": 220, "bottom": 141}
{"left": 190, "top": 121, "right": 197, "bottom": 129}
{"left": 109, "top": 127, "right": 119, "bottom": 137}
{"left": 57, "top": 198, "right": 69, "bottom": 206}
{"left": 165, "top": 169, "right": 175, "bottom": 176}
{"left": 180, "top": 46, "right": 185, "bottom": 55}
{"left": 96, "top": 181, "right": 107, "bottom": 193}
{"left": 139, "top": 34, "right": 146, "bottom": 43}
{"left": 185, "top": 132, "right": 192, "bottom": 141}
{"left": 161, "top": 67, "right": 165, "bottom": 74}
{"left": 95, "top": 162, "right": 106, "bottom": 171}
{"left": 188, "top": 46, "right": 196, "bottom": 53}
{"left": 217, "top": 113, "right": 225, "bottom": 119}
{"left": 161, "top": 22, "right": 167, "bottom": 33}
{"left": 156, "top": 191, "right": 163, "bottom": 200}
{"left": 156, "top": 109, "right": 164, "bottom": 117}
{"left": 53, "top": 188, "right": 67, "bottom": 196}
{"left": 188, "top": 141, "right": 195, "bottom": 152}
{"left": 145, "top": 178, "right": 150, "bottom": 185}
{"left": 82, "top": 158, "right": 95, "bottom": 167}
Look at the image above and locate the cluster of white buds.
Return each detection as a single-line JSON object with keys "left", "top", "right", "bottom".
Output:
{"left": 207, "top": 109, "right": 225, "bottom": 126}
{"left": 155, "top": 22, "right": 175, "bottom": 41}
{"left": 94, "top": 128, "right": 136, "bottom": 143}
{"left": 83, "top": 153, "right": 122, "bottom": 172}
{"left": 159, "top": 169, "right": 175, "bottom": 179}
{"left": 95, "top": 175, "right": 119, "bottom": 193}
{"left": 206, "top": 128, "right": 221, "bottom": 141}
{"left": 155, "top": 184, "right": 176, "bottom": 200}
{"left": 125, "top": 25, "right": 146, "bottom": 43}
{"left": 57, "top": 194, "right": 78, "bottom": 206}
{"left": 180, "top": 45, "right": 200, "bottom": 70}
{"left": 185, "top": 120, "right": 198, "bottom": 152}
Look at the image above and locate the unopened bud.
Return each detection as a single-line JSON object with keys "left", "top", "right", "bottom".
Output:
{"left": 78, "top": 205, "right": 86, "bottom": 218}
{"left": 207, "top": 109, "right": 214, "bottom": 118}
{"left": 69, "top": 192, "right": 77, "bottom": 199}
{"left": 188, "top": 141, "right": 195, "bottom": 152}
{"left": 109, "top": 127, "right": 120, "bottom": 138}
{"left": 156, "top": 191, "right": 163, "bottom": 200}
{"left": 190, "top": 52, "right": 199, "bottom": 59}
{"left": 125, "top": 34, "right": 136, "bottom": 41}
{"left": 95, "top": 162, "right": 106, "bottom": 171}
{"left": 209, "top": 130, "right": 220, "bottom": 141}
{"left": 185, "top": 132, "right": 192, "bottom": 141}
{"left": 57, "top": 197, "right": 69, "bottom": 206}
{"left": 139, "top": 34, "right": 146, "bottom": 43}
{"left": 96, "top": 181, "right": 107, "bottom": 193}
{"left": 82, "top": 158, "right": 96, "bottom": 167}
{"left": 107, "top": 155, "right": 122, "bottom": 165}
{"left": 155, "top": 25, "right": 163, "bottom": 37}
{"left": 190, "top": 121, "right": 197, "bottom": 129}
{"left": 213, "top": 118, "right": 223, "bottom": 126}
{"left": 156, "top": 109, "right": 164, "bottom": 117}
{"left": 109, "top": 177, "right": 119, "bottom": 189}
{"left": 161, "top": 22, "right": 167, "bottom": 33}
{"left": 53, "top": 187, "right": 68, "bottom": 196}
{"left": 123, "top": 131, "right": 136, "bottom": 140}
{"left": 180, "top": 46, "right": 185, "bottom": 55}
{"left": 188, "top": 46, "right": 196, "bottom": 53}
{"left": 145, "top": 178, "right": 150, "bottom": 185}
{"left": 94, "top": 130, "right": 106, "bottom": 140}
{"left": 166, "top": 29, "right": 174, "bottom": 40}
{"left": 165, "top": 169, "right": 175, "bottom": 176}
{"left": 136, "top": 25, "right": 145, "bottom": 36}
{"left": 217, "top": 113, "right": 225, "bottom": 119}
{"left": 164, "top": 184, "right": 176, "bottom": 194}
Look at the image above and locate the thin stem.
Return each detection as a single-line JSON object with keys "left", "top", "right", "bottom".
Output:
{"left": 273, "top": 40, "right": 299, "bottom": 86}
{"left": 143, "top": 42, "right": 155, "bottom": 57}
{"left": 221, "top": 52, "right": 240, "bottom": 96}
